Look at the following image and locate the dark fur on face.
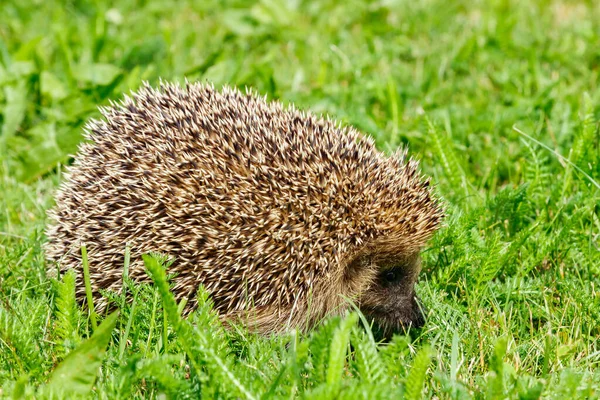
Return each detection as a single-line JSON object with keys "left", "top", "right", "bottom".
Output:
{"left": 350, "top": 250, "right": 426, "bottom": 338}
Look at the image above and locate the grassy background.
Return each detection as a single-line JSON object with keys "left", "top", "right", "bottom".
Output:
{"left": 1, "top": 0, "right": 599, "bottom": 398}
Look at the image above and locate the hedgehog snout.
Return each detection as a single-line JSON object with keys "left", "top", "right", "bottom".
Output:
{"left": 360, "top": 292, "right": 424, "bottom": 329}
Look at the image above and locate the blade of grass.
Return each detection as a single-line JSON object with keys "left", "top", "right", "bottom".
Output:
{"left": 80, "top": 244, "right": 97, "bottom": 331}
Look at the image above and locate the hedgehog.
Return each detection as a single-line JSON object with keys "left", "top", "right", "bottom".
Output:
{"left": 45, "top": 82, "right": 443, "bottom": 335}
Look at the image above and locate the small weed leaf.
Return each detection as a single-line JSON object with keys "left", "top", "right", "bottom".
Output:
{"left": 574, "top": 93, "right": 597, "bottom": 169}
{"left": 352, "top": 328, "right": 388, "bottom": 385}
{"left": 487, "top": 183, "right": 532, "bottom": 235}
{"left": 326, "top": 312, "right": 358, "bottom": 394}
{"left": 404, "top": 345, "right": 433, "bottom": 400}
{"left": 45, "top": 312, "right": 118, "bottom": 398}
{"left": 522, "top": 140, "right": 553, "bottom": 205}
{"left": 1, "top": 82, "right": 28, "bottom": 145}
{"left": 487, "top": 337, "right": 508, "bottom": 400}
{"left": 306, "top": 316, "right": 341, "bottom": 384}
{"left": 427, "top": 118, "right": 470, "bottom": 202}
{"left": 52, "top": 269, "right": 80, "bottom": 357}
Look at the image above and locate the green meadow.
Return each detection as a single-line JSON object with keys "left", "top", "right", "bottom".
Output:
{"left": 1, "top": 0, "right": 599, "bottom": 398}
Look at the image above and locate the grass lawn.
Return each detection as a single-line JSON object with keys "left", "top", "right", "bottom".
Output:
{"left": 1, "top": 0, "right": 599, "bottom": 398}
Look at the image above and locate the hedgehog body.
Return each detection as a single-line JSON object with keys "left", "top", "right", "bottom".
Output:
{"left": 45, "top": 82, "right": 443, "bottom": 334}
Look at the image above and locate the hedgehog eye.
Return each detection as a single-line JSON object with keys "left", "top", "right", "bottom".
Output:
{"left": 382, "top": 268, "right": 403, "bottom": 284}
{"left": 385, "top": 271, "right": 398, "bottom": 282}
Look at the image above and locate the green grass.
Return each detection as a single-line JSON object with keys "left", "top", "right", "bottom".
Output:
{"left": 1, "top": 0, "right": 599, "bottom": 398}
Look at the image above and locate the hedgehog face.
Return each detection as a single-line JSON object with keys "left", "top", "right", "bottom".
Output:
{"left": 356, "top": 252, "right": 425, "bottom": 337}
